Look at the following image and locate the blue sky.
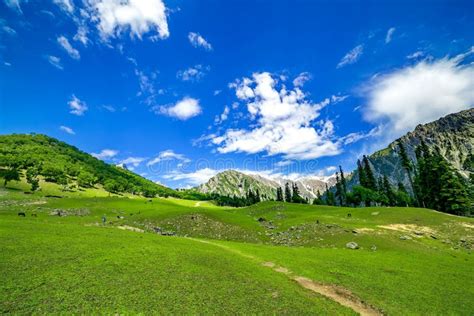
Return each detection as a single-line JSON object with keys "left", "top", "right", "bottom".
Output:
{"left": 1, "top": 0, "right": 474, "bottom": 188}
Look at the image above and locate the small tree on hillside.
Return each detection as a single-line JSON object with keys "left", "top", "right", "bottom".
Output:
{"left": 2, "top": 167, "right": 20, "bottom": 187}
{"left": 26, "top": 167, "right": 40, "bottom": 192}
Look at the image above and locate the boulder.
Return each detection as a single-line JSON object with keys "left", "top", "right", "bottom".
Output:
{"left": 346, "top": 242, "right": 359, "bottom": 249}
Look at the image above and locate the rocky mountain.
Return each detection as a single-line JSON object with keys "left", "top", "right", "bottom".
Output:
{"left": 198, "top": 169, "right": 337, "bottom": 201}
{"left": 348, "top": 108, "right": 474, "bottom": 189}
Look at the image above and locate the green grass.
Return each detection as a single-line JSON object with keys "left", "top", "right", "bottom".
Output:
{"left": 0, "top": 183, "right": 473, "bottom": 314}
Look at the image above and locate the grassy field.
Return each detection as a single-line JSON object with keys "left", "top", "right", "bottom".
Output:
{"left": 1, "top": 183, "right": 473, "bottom": 314}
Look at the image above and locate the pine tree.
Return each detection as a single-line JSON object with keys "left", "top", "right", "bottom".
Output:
{"left": 313, "top": 190, "right": 323, "bottom": 205}
{"left": 276, "top": 187, "right": 283, "bottom": 201}
{"left": 335, "top": 172, "right": 344, "bottom": 206}
{"left": 363, "top": 155, "right": 377, "bottom": 191}
{"left": 325, "top": 183, "right": 335, "bottom": 206}
{"left": 284, "top": 183, "right": 292, "bottom": 202}
{"left": 382, "top": 175, "right": 396, "bottom": 206}
{"left": 292, "top": 183, "right": 304, "bottom": 203}
{"left": 339, "top": 165, "right": 347, "bottom": 197}
{"left": 256, "top": 189, "right": 261, "bottom": 203}
{"left": 357, "top": 159, "right": 367, "bottom": 187}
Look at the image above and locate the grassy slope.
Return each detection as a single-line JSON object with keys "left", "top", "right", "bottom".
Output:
{"left": 0, "top": 183, "right": 473, "bottom": 314}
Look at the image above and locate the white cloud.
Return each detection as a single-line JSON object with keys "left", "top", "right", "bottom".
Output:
{"left": 155, "top": 97, "right": 202, "bottom": 120}
{"left": 57, "top": 35, "right": 80, "bottom": 60}
{"left": 87, "top": 0, "right": 169, "bottom": 40}
{"left": 213, "top": 72, "right": 341, "bottom": 160}
{"left": 2, "top": 26, "right": 16, "bottom": 36}
{"left": 135, "top": 69, "right": 157, "bottom": 96}
{"left": 363, "top": 48, "right": 474, "bottom": 139}
{"left": 120, "top": 156, "right": 146, "bottom": 167}
{"left": 59, "top": 125, "right": 75, "bottom": 135}
{"left": 92, "top": 149, "right": 119, "bottom": 160}
{"left": 385, "top": 27, "right": 396, "bottom": 44}
{"left": 74, "top": 25, "right": 89, "bottom": 46}
{"left": 68, "top": 95, "right": 88, "bottom": 116}
{"left": 147, "top": 150, "right": 190, "bottom": 166}
{"left": 102, "top": 104, "right": 116, "bottom": 112}
{"left": 337, "top": 44, "right": 363, "bottom": 68}
{"left": 407, "top": 51, "right": 424, "bottom": 59}
{"left": 4, "top": 0, "right": 24, "bottom": 13}
{"left": 188, "top": 32, "right": 212, "bottom": 51}
{"left": 163, "top": 168, "right": 219, "bottom": 186}
{"left": 46, "top": 55, "right": 63, "bottom": 70}
{"left": 177, "top": 65, "right": 209, "bottom": 81}
{"left": 293, "top": 72, "right": 312, "bottom": 87}
{"left": 54, "top": 0, "right": 74, "bottom": 13}
{"left": 214, "top": 106, "right": 230, "bottom": 124}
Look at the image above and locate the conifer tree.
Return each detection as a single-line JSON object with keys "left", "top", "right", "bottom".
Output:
{"left": 335, "top": 172, "right": 344, "bottom": 206}
{"left": 339, "top": 166, "right": 347, "bottom": 197}
{"left": 357, "top": 159, "right": 366, "bottom": 187}
{"left": 284, "top": 183, "right": 292, "bottom": 202}
{"left": 363, "top": 155, "right": 377, "bottom": 191}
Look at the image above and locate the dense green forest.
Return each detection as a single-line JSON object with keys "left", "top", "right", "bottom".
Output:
{"left": 0, "top": 134, "right": 185, "bottom": 198}
{"left": 314, "top": 142, "right": 473, "bottom": 216}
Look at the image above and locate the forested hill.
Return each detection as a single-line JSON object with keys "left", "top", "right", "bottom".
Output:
{"left": 349, "top": 108, "right": 473, "bottom": 190}
{"left": 0, "top": 134, "right": 176, "bottom": 197}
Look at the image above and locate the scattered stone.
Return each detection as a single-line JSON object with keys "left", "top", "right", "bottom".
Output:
{"left": 117, "top": 215, "right": 125, "bottom": 219}
{"left": 414, "top": 231, "right": 424, "bottom": 236}
{"left": 371, "top": 245, "right": 377, "bottom": 251}
{"left": 346, "top": 242, "right": 359, "bottom": 249}
{"left": 399, "top": 235, "right": 412, "bottom": 240}
{"left": 257, "top": 217, "right": 266, "bottom": 222}
{"left": 371, "top": 212, "right": 379, "bottom": 216}
{"left": 160, "top": 231, "right": 176, "bottom": 236}
{"left": 153, "top": 227, "right": 162, "bottom": 233}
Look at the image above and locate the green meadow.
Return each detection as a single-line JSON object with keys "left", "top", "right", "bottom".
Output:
{"left": 1, "top": 183, "right": 473, "bottom": 315}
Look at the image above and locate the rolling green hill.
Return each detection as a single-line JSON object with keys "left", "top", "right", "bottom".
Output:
{"left": 0, "top": 133, "right": 177, "bottom": 198}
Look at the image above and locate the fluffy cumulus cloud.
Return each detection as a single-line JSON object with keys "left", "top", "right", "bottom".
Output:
{"left": 68, "top": 95, "right": 88, "bottom": 115}
{"left": 176, "top": 65, "right": 209, "bottom": 82}
{"left": 92, "top": 149, "right": 118, "bottom": 160}
{"left": 156, "top": 97, "right": 202, "bottom": 120}
{"left": 188, "top": 32, "right": 212, "bottom": 51}
{"left": 147, "top": 150, "right": 190, "bottom": 167}
{"left": 59, "top": 125, "right": 75, "bottom": 135}
{"left": 213, "top": 72, "right": 342, "bottom": 160}
{"left": 87, "top": 0, "right": 169, "bottom": 40}
{"left": 337, "top": 44, "right": 363, "bottom": 68}
{"left": 385, "top": 27, "right": 396, "bottom": 44}
{"left": 364, "top": 48, "right": 474, "bottom": 138}
{"left": 57, "top": 35, "right": 80, "bottom": 59}
{"left": 46, "top": 55, "right": 63, "bottom": 70}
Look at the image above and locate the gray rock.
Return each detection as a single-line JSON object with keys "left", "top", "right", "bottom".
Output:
{"left": 346, "top": 242, "right": 359, "bottom": 249}
{"left": 371, "top": 245, "right": 377, "bottom": 251}
{"left": 399, "top": 235, "right": 412, "bottom": 240}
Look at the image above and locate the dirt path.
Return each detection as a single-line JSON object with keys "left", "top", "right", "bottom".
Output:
{"left": 188, "top": 238, "right": 381, "bottom": 315}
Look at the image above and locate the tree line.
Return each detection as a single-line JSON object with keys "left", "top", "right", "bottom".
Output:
{"left": 315, "top": 141, "right": 472, "bottom": 216}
